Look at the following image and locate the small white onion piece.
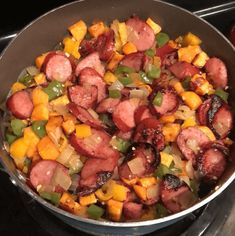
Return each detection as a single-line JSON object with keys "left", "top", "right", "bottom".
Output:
{"left": 127, "top": 157, "right": 145, "bottom": 175}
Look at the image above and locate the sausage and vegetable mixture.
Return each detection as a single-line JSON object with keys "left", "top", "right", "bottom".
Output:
{"left": 4, "top": 16, "right": 233, "bottom": 221}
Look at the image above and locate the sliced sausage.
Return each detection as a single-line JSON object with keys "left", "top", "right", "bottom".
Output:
{"left": 96, "top": 98, "right": 120, "bottom": 113}
{"left": 116, "top": 130, "right": 133, "bottom": 141}
{"left": 79, "top": 67, "right": 107, "bottom": 102}
{"left": 156, "top": 44, "right": 177, "bottom": 63}
{"left": 112, "top": 98, "right": 140, "bottom": 132}
{"left": 42, "top": 52, "right": 73, "bottom": 82}
{"left": 69, "top": 128, "right": 119, "bottom": 159}
{"left": 75, "top": 52, "right": 105, "bottom": 77}
{"left": 120, "top": 52, "right": 144, "bottom": 72}
{"left": 197, "top": 98, "right": 212, "bottom": 125}
{"left": 67, "top": 103, "right": 104, "bottom": 129}
{"left": 134, "top": 118, "right": 165, "bottom": 151}
{"left": 205, "top": 57, "right": 228, "bottom": 89}
{"left": 177, "top": 126, "right": 210, "bottom": 162}
{"left": 30, "top": 160, "right": 70, "bottom": 191}
{"left": 126, "top": 16, "right": 155, "bottom": 51}
{"left": 80, "top": 30, "right": 115, "bottom": 61}
{"left": 197, "top": 142, "right": 228, "bottom": 182}
{"left": 118, "top": 143, "right": 160, "bottom": 180}
{"left": 68, "top": 85, "right": 98, "bottom": 109}
{"left": 6, "top": 90, "right": 33, "bottom": 119}
{"left": 149, "top": 86, "right": 179, "bottom": 116}
{"left": 161, "top": 174, "right": 196, "bottom": 213}
{"left": 210, "top": 105, "right": 232, "bottom": 139}
{"left": 123, "top": 202, "right": 143, "bottom": 220}
{"left": 169, "top": 62, "right": 199, "bottom": 80}
{"left": 79, "top": 155, "right": 118, "bottom": 196}
{"left": 134, "top": 105, "right": 152, "bottom": 124}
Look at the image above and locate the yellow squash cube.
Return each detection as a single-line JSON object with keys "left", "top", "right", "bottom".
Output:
{"left": 180, "top": 91, "right": 202, "bottom": 110}
{"left": 160, "top": 152, "right": 174, "bottom": 168}
{"left": 34, "top": 73, "right": 47, "bottom": 85}
{"left": 75, "top": 124, "right": 92, "bottom": 138}
{"left": 31, "top": 104, "right": 49, "bottom": 121}
{"left": 88, "top": 21, "right": 105, "bottom": 38}
{"left": 32, "top": 87, "right": 49, "bottom": 106}
{"left": 163, "top": 123, "right": 181, "bottom": 143}
{"left": 103, "top": 71, "right": 118, "bottom": 85}
{"left": 11, "top": 82, "right": 26, "bottom": 93}
{"left": 107, "top": 199, "right": 123, "bottom": 221}
{"left": 10, "top": 138, "right": 28, "bottom": 159}
{"left": 122, "top": 42, "right": 137, "bottom": 55}
{"left": 79, "top": 193, "right": 97, "bottom": 206}
{"left": 68, "top": 20, "right": 87, "bottom": 43}
{"left": 146, "top": 18, "right": 161, "bottom": 34}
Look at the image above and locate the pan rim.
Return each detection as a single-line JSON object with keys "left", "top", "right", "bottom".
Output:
{"left": 0, "top": 0, "right": 234, "bottom": 228}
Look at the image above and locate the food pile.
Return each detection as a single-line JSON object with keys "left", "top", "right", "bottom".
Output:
{"left": 4, "top": 16, "right": 233, "bottom": 222}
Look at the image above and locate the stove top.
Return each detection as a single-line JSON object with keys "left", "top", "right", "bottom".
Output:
{"left": 0, "top": 1, "right": 234, "bottom": 236}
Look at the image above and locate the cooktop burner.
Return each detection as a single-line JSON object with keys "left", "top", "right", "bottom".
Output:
{"left": 0, "top": 1, "right": 234, "bottom": 236}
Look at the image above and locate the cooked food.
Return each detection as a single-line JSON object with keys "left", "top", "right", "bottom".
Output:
{"left": 4, "top": 15, "right": 233, "bottom": 222}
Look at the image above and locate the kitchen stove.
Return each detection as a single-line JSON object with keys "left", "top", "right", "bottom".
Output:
{"left": 0, "top": 1, "right": 234, "bottom": 236}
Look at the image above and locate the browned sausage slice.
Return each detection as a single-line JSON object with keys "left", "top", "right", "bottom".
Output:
{"left": 134, "top": 105, "right": 152, "bottom": 124}
{"left": 96, "top": 98, "right": 120, "bottom": 113}
{"left": 123, "top": 202, "right": 143, "bottom": 219}
{"left": 149, "top": 86, "right": 179, "bottom": 116}
{"left": 69, "top": 129, "right": 119, "bottom": 159}
{"left": 79, "top": 67, "right": 107, "bottom": 102}
{"left": 169, "top": 62, "right": 199, "bottom": 80}
{"left": 75, "top": 52, "right": 105, "bottom": 77}
{"left": 112, "top": 98, "right": 140, "bottom": 132}
{"left": 126, "top": 16, "right": 155, "bottom": 51}
{"left": 134, "top": 118, "right": 165, "bottom": 151}
{"left": 161, "top": 174, "right": 195, "bottom": 213}
{"left": 67, "top": 103, "right": 104, "bottom": 129}
{"left": 42, "top": 52, "right": 73, "bottom": 82}
{"left": 120, "top": 52, "right": 144, "bottom": 72}
{"left": 30, "top": 160, "right": 71, "bottom": 191}
{"left": 197, "top": 98, "right": 212, "bottom": 125}
{"left": 205, "top": 57, "right": 228, "bottom": 89}
{"left": 68, "top": 85, "right": 98, "bottom": 109}
{"left": 197, "top": 142, "right": 228, "bottom": 181}
{"left": 156, "top": 44, "right": 177, "bottom": 62}
{"left": 6, "top": 90, "right": 33, "bottom": 119}
{"left": 177, "top": 127, "right": 210, "bottom": 162}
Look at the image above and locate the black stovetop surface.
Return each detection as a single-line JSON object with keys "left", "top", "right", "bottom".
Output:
{"left": 0, "top": 1, "right": 234, "bottom": 236}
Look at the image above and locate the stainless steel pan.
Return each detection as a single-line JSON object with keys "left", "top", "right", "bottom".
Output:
{"left": 0, "top": 0, "right": 234, "bottom": 235}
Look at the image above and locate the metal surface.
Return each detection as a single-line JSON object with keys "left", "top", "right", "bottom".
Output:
{"left": 0, "top": 0, "right": 234, "bottom": 235}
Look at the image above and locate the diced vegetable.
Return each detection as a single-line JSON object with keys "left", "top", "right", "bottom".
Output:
{"left": 154, "top": 164, "right": 172, "bottom": 179}
{"left": 95, "top": 188, "right": 113, "bottom": 201}
{"left": 11, "top": 119, "right": 27, "bottom": 137}
{"left": 133, "top": 185, "right": 147, "bottom": 201}
{"left": 145, "top": 48, "right": 156, "bottom": 57}
{"left": 156, "top": 203, "right": 168, "bottom": 218}
{"left": 18, "top": 74, "right": 34, "bottom": 87}
{"left": 138, "top": 177, "right": 157, "bottom": 188}
{"left": 181, "top": 116, "right": 197, "bottom": 129}
{"left": 39, "top": 191, "right": 61, "bottom": 206}
{"left": 156, "top": 32, "right": 170, "bottom": 47}
{"left": 75, "top": 124, "right": 92, "bottom": 138}
{"left": 160, "top": 115, "right": 175, "bottom": 124}
{"left": 32, "top": 87, "right": 49, "bottom": 106}
{"left": 103, "top": 71, "right": 118, "bottom": 85}
{"left": 109, "top": 89, "right": 121, "bottom": 99}
{"left": 146, "top": 18, "right": 161, "bottom": 34}
{"left": 115, "top": 65, "right": 134, "bottom": 75}
{"left": 181, "top": 76, "right": 191, "bottom": 90}
{"left": 63, "top": 37, "right": 81, "bottom": 59}
{"left": 193, "top": 51, "right": 209, "bottom": 67}
{"left": 190, "top": 75, "right": 213, "bottom": 95}
{"left": 122, "top": 42, "right": 137, "bottom": 55}
{"left": 68, "top": 154, "right": 83, "bottom": 174}
{"left": 169, "top": 79, "right": 185, "bottom": 94}
{"left": 87, "top": 204, "right": 104, "bottom": 219}
{"left": 110, "top": 136, "right": 130, "bottom": 153}
{"left": 31, "top": 104, "right": 49, "bottom": 121}
{"left": 46, "top": 116, "right": 63, "bottom": 133}
{"left": 68, "top": 20, "right": 87, "bottom": 43}
{"left": 62, "top": 120, "right": 75, "bottom": 134}
{"left": 60, "top": 192, "right": 81, "bottom": 213}
{"left": 198, "top": 126, "right": 216, "bottom": 141}
{"left": 178, "top": 45, "right": 201, "bottom": 64}
{"left": 160, "top": 152, "right": 174, "bottom": 168}
{"left": 9, "top": 137, "right": 28, "bottom": 159}
{"left": 162, "top": 123, "right": 181, "bottom": 143}
{"left": 112, "top": 183, "right": 129, "bottom": 201}
{"left": 32, "top": 120, "right": 47, "bottom": 138}
{"left": 139, "top": 71, "right": 153, "bottom": 84}
{"left": 88, "top": 21, "right": 105, "bottom": 38}
{"left": 107, "top": 52, "right": 124, "bottom": 71}
{"left": 107, "top": 199, "right": 123, "bottom": 221}
{"left": 22, "top": 157, "right": 32, "bottom": 174}
{"left": 11, "top": 82, "right": 26, "bottom": 93}
{"left": 118, "top": 22, "right": 128, "bottom": 46}
{"left": 183, "top": 32, "right": 202, "bottom": 46}
{"left": 79, "top": 193, "right": 97, "bottom": 206}
{"left": 146, "top": 64, "right": 161, "bottom": 79}
{"left": 180, "top": 91, "right": 202, "bottom": 110}
{"left": 153, "top": 91, "right": 163, "bottom": 106}
{"left": 34, "top": 73, "right": 47, "bottom": 85}
{"left": 43, "top": 81, "right": 64, "bottom": 101}
{"left": 35, "top": 53, "right": 48, "bottom": 69}
{"left": 5, "top": 133, "right": 17, "bottom": 145}
{"left": 37, "top": 136, "right": 60, "bottom": 160}
{"left": 118, "top": 76, "right": 133, "bottom": 86}
{"left": 99, "top": 113, "right": 115, "bottom": 128}
{"left": 51, "top": 166, "right": 72, "bottom": 190}
{"left": 215, "top": 89, "right": 229, "bottom": 102}
{"left": 128, "top": 157, "right": 145, "bottom": 175}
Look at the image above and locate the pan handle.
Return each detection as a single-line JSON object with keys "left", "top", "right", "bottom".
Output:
{"left": 193, "top": 1, "right": 235, "bottom": 18}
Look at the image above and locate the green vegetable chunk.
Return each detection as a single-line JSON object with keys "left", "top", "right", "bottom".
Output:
{"left": 145, "top": 48, "right": 156, "bottom": 57}
{"left": 182, "top": 76, "right": 191, "bottom": 90}
{"left": 32, "top": 120, "right": 47, "bottom": 138}
{"left": 215, "top": 89, "right": 228, "bottom": 102}
{"left": 118, "top": 76, "right": 133, "bottom": 86}
{"left": 43, "top": 81, "right": 64, "bottom": 101}
{"left": 156, "top": 203, "right": 168, "bottom": 218}
{"left": 87, "top": 204, "right": 104, "bottom": 219}
{"left": 39, "top": 191, "right": 61, "bottom": 206}
{"left": 154, "top": 164, "right": 172, "bottom": 179}
{"left": 153, "top": 91, "right": 163, "bottom": 106}
{"left": 139, "top": 71, "right": 153, "bottom": 84}
{"left": 156, "top": 32, "right": 170, "bottom": 47}
{"left": 11, "top": 119, "right": 27, "bottom": 137}
{"left": 115, "top": 65, "right": 134, "bottom": 74}
{"left": 5, "top": 133, "right": 17, "bottom": 144}
{"left": 19, "top": 74, "right": 34, "bottom": 87}
{"left": 147, "top": 65, "right": 161, "bottom": 79}
{"left": 99, "top": 114, "right": 115, "bottom": 128}
{"left": 109, "top": 89, "right": 121, "bottom": 99}
{"left": 110, "top": 136, "right": 131, "bottom": 153}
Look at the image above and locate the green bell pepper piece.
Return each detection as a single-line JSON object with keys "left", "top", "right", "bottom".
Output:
{"left": 43, "top": 81, "right": 64, "bottom": 101}
{"left": 32, "top": 120, "right": 47, "bottom": 138}
{"left": 87, "top": 204, "right": 104, "bottom": 219}
{"left": 215, "top": 89, "right": 228, "bottom": 102}
{"left": 11, "top": 119, "right": 27, "bottom": 137}
{"left": 156, "top": 32, "right": 170, "bottom": 47}
{"left": 153, "top": 91, "right": 163, "bottom": 106}
{"left": 39, "top": 191, "right": 62, "bottom": 206}
{"left": 109, "top": 89, "right": 121, "bottom": 99}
